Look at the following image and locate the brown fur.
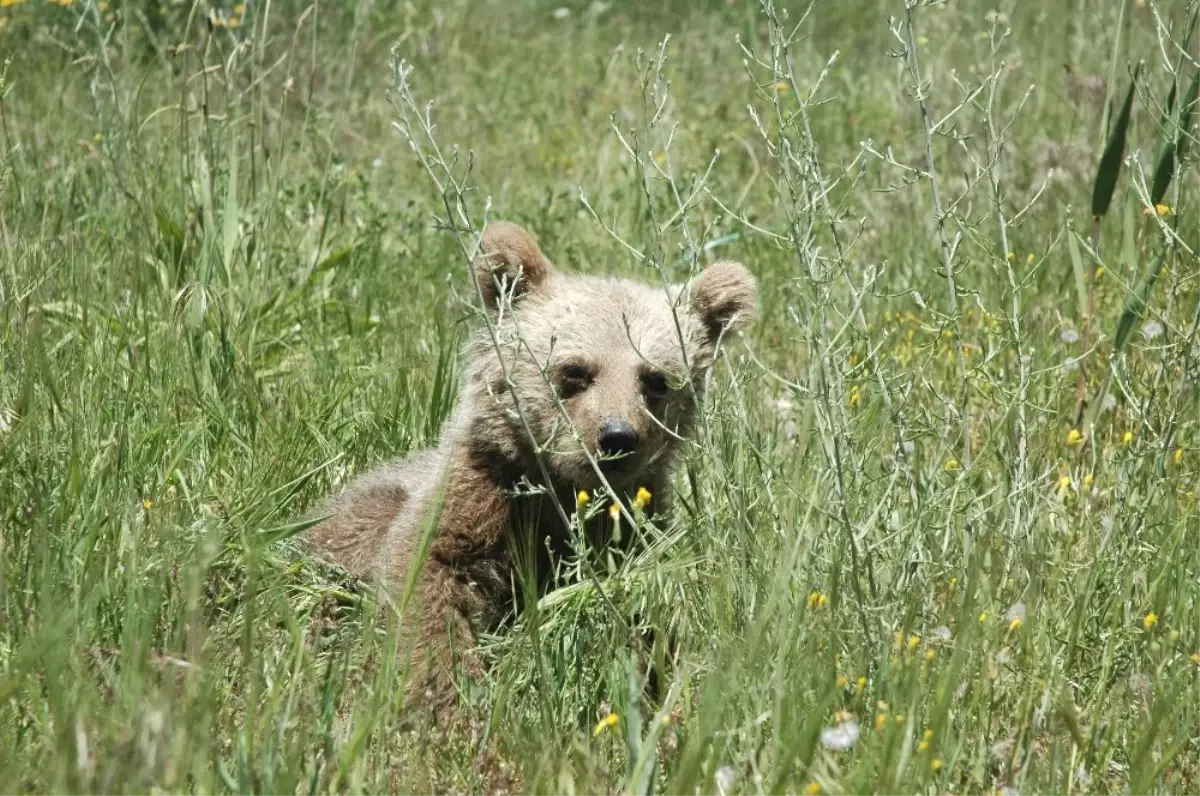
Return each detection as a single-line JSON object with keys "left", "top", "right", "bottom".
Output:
{"left": 305, "top": 221, "right": 757, "bottom": 725}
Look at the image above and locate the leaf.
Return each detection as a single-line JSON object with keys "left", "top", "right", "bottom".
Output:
{"left": 1091, "top": 64, "right": 1141, "bottom": 219}
{"left": 1112, "top": 249, "right": 1166, "bottom": 354}
{"left": 255, "top": 514, "right": 331, "bottom": 546}
{"left": 1150, "top": 68, "right": 1199, "bottom": 206}
{"left": 1150, "top": 82, "right": 1179, "bottom": 206}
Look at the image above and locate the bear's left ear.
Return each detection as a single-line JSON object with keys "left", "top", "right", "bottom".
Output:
{"left": 688, "top": 261, "right": 758, "bottom": 342}
{"left": 472, "top": 221, "right": 555, "bottom": 310}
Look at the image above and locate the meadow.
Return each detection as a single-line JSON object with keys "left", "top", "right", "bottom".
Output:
{"left": 0, "top": 0, "right": 1198, "bottom": 792}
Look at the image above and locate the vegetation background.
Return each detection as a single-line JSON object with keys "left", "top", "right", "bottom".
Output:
{"left": 0, "top": 0, "right": 1197, "bottom": 792}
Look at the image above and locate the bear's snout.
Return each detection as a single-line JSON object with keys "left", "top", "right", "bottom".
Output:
{"left": 597, "top": 418, "right": 640, "bottom": 461}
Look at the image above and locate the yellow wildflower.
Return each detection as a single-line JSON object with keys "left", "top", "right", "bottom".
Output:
{"left": 1026, "top": 253, "right": 1035, "bottom": 265}
{"left": 608, "top": 502, "right": 621, "bottom": 520}
{"left": 142, "top": 498, "right": 153, "bottom": 510}
{"left": 907, "top": 634, "right": 921, "bottom": 651}
{"left": 1143, "top": 612, "right": 1158, "bottom": 630}
{"left": 874, "top": 712, "right": 888, "bottom": 731}
{"left": 1066, "top": 428, "right": 1084, "bottom": 446}
{"left": 774, "top": 80, "right": 791, "bottom": 92}
{"left": 1095, "top": 266, "right": 1105, "bottom": 278}
{"left": 918, "top": 739, "right": 930, "bottom": 753}
{"left": 1122, "top": 431, "right": 1134, "bottom": 445}
{"left": 227, "top": 16, "right": 241, "bottom": 28}
{"left": 1156, "top": 203, "right": 1173, "bottom": 216}
{"left": 592, "top": 712, "right": 619, "bottom": 737}
{"left": 931, "top": 758, "right": 943, "bottom": 772}
{"left": 1008, "top": 617, "right": 1024, "bottom": 632}
{"left": 1174, "top": 448, "right": 1184, "bottom": 465}
{"left": 1083, "top": 473, "right": 1094, "bottom": 491}
{"left": 895, "top": 713, "right": 906, "bottom": 725}
{"left": 234, "top": 2, "right": 246, "bottom": 12}
{"left": 804, "top": 782, "right": 821, "bottom": 796}
{"left": 808, "top": 591, "right": 828, "bottom": 609}
{"left": 849, "top": 385, "right": 861, "bottom": 408}
{"left": 943, "top": 458, "right": 959, "bottom": 473}
{"left": 1006, "top": 251, "right": 1015, "bottom": 261}
{"left": 925, "top": 648, "right": 937, "bottom": 662}
{"left": 633, "top": 486, "right": 652, "bottom": 510}
{"left": 1056, "top": 475, "right": 1072, "bottom": 499}
{"left": 856, "top": 676, "right": 867, "bottom": 692}
{"left": 979, "top": 611, "right": 988, "bottom": 624}
{"left": 1189, "top": 653, "right": 1200, "bottom": 665}
{"left": 576, "top": 490, "right": 590, "bottom": 508}
{"left": 836, "top": 674, "right": 849, "bottom": 689}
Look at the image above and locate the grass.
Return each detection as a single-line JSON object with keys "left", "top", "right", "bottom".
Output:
{"left": 0, "top": 0, "right": 1198, "bottom": 793}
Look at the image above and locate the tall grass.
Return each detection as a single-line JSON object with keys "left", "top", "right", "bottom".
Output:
{"left": 0, "top": 0, "right": 1197, "bottom": 793}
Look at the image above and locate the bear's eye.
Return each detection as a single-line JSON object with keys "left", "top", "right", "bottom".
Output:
{"left": 641, "top": 371, "right": 670, "bottom": 400}
{"left": 558, "top": 363, "right": 593, "bottom": 399}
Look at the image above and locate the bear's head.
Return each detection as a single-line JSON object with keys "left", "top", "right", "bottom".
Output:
{"left": 463, "top": 221, "right": 757, "bottom": 497}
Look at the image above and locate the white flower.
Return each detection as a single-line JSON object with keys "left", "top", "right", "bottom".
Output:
{"left": 715, "top": 765, "right": 737, "bottom": 795}
{"left": 1059, "top": 328, "right": 1079, "bottom": 344}
{"left": 1005, "top": 602, "right": 1026, "bottom": 623}
{"left": 552, "top": 6, "right": 571, "bottom": 18}
{"left": 820, "top": 718, "right": 860, "bottom": 751}
{"left": 372, "top": 157, "right": 384, "bottom": 169}
{"left": 931, "top": 625, "right": 952, "bottom": 643}
{"left": 1102, "top": 394, "right": 1117, "bottom": 411}
{"left": 991, "top": 737, "right": 1016, "bottom": 760}
{"left": 1141, "top": 320, "right": 1163, "bottom": 340}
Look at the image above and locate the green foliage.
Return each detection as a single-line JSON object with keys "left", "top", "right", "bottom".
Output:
{"left": 0, "top": 0, "right": 1197, "bottom": 794}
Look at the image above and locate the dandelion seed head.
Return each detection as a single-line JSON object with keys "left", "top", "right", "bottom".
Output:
{"left": 819, "top": 718, "right": 860, "bottom": 751}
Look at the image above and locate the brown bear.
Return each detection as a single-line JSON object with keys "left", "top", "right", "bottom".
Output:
{"left": 306, "top": 221, "right": 756, "bottom": 724}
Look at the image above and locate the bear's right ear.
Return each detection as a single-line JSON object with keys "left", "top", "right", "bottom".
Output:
{"left": 472, "top": 221, "right": 554, "bottom": 310}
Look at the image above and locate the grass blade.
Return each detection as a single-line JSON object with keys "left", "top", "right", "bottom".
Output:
{"left": 1112, "top": 249, "right": 1166, "bottom": 354}
{"left": 1150, "top": 68, "right": 1199, "bottom": 205}
{"left": 1091, "top": 64, "right": 1141, "bottom": 219}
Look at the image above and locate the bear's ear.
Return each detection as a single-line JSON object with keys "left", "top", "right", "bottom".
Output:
{"left": 688, "top": 261, "right": 758, "bottom": 342}
{"left": 472, "top": 221, "right": 554, "bottom": 310}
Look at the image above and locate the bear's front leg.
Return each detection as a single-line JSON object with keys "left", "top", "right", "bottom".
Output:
{"left": 395, "top": 559, "right": 487, "bottom": 730}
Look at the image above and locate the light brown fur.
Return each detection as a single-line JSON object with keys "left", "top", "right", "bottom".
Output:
{"left": 305, "top": 221, "right": 756, "bottom": 724}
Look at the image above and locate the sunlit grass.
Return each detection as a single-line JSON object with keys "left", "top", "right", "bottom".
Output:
{"left": 0, "top": 0, "right": 1197, "bottom": 793}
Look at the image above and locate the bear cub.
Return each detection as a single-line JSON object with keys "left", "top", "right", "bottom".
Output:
{"left": 306, "top": 221, "right": 756, "bottom": 720}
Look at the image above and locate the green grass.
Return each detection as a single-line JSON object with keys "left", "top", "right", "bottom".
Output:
{"left": 1, "top": 0, "right": 1198, "bottom": 793}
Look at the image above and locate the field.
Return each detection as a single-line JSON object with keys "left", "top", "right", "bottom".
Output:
{"left": 1, "top": 0, "right": 1198, "bottom": 792}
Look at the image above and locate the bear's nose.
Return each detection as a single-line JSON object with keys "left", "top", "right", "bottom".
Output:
{"left": 598, "top": 418, "right": 640, "bottom": 458}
